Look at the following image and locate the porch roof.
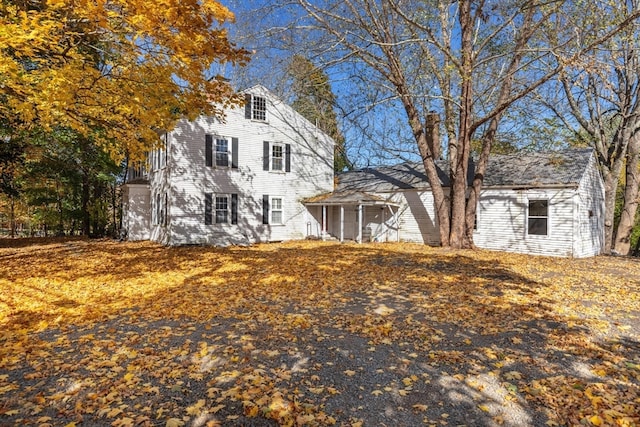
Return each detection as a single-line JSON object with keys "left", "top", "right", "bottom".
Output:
{"left": 303, "top": 191, "right": 399, "bottom": 207}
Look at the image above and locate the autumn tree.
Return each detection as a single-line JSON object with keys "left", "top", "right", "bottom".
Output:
{"left": 288, "top": 55, "right": 352, "bottom": 172}
{"left": 0, "top": 0, "right": 249, "bottom": 160}
{"left": 535, "top": 2, "right": 640, "bottom": 255}
{"left": 289, "top": 0, "right": 640, "bottom": 249}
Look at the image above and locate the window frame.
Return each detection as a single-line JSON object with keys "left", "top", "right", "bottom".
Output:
{"left": 251, "top": 95, "right": 267, "bottom": 121}
{"left": 215, "top": 137, "right": 230, "bottom": 168}
{"left": 271, "top": 143, "right": 284, "bottom": 172}
{"left": 205, "top": 193, "right": 238, "bottom": 225}
{"left": 270, "top": 196, "right": 283, "bottom": 225}
{"left": 527, "top": 199, "right": 549, "bottom": 236}
{"left": 215, "top": 195, "right": 230, "bottom": 224}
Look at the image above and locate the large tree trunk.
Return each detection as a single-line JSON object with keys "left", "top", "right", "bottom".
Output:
{"left": 614, "top": 133, "right": 640, "bottom": 254}
{"left": 449, "top": 0, "right": 473, "bottom": 250}
{"left": 416, "top": 127, "right": 450, "bottom": 247}
{"left": 602, "top": 171, "right": 619, "bottom": 253}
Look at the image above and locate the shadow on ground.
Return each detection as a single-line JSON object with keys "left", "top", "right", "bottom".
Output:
{"left": 0, "top": 239, "right": 638, "bottom": 426}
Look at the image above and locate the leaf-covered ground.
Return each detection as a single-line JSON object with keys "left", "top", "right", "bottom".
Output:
{"left": 0, "top": 239, "right": 638, "bottom": 427}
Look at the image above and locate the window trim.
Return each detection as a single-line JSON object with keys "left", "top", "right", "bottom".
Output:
{"left": 205, "top": 193, "right": 238, "bottom": 225}
{"left": 206, "top": 135, "right": 238, "bottom": 169}
{"left": 271, "top": 143, "right": 284, "bottom": 172}
{"left": 215, "top": 195, "right": 230, "bottom": 224}
{"left": 270, "top": 196, "right": 283, "bottom": 225}
{"left": 527, "top": 198, "right": 549, "bottom": 236}
{"left": 245, "top": 94, "right": 267, "bottom": 121}
{"left": 263, "top": 141, "right": 291, "bottom": 172}
{"left": 215, "top": 137, "right": 230, "bottom": 168}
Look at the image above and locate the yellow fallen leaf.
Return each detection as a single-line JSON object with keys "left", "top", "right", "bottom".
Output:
{"left": 371, "top": 390, "right": 383, "bottom": 396}
{"left": 107, "top": 407, "right": 123, "bottom": 418}
{"left": 244, "top": 404, "right": 259, "bottom": 417}
{"left": 412, "top": 404, "right": 428, "bottom": 411}
{"left": 589, "top": 415, "right": 603, "bottom": 426}
{"left": 344, "top": 370, "right": 356, "bottom": 377}
{"left": 478, "top": 404, "right": 490, "bottom": 412}
{"left": 166, "top": 418, "right": 185, "bottom": 427}
{"left": 210, "top": 404, "right": 225, "bottom": 413}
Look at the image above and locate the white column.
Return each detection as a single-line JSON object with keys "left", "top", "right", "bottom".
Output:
{"left": 322, "top": 205, "right": 327, "bottom": 240}
{"left": 357, "top": 204, "right": 363, "bottom": 243}
{"left": 340, "top": 205, "right": 344, "bottom": 242}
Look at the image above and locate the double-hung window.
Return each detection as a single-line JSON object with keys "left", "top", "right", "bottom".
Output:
{"left": 215, "top": 138, "right": 229, "bottom": 167}
{"left": 263, "top": 141, "right": 291, "bottom": 172}
{"left": 527, "top": 199, "right": 548, "bottom": 235}
{"left": 271, "top": 197, "right": 283, "bottom": 224}
{"left": 271, "top": 144, "right": 284, "bottom": 171}
{"left": 215, "top": 195, "right": 229, "bottom": 224}
{"left": 262, "top": 195, "right": 284, "bottom": 225}
{"left": 204, "top": 193, "right": 238, "bottom": 225}
{"left": 205, "top": 135, "right": 238, "bottom": 169}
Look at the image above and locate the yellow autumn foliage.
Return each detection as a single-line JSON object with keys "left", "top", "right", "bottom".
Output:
{"left": 0, "top": 0, "right": 249, "bottom": 160}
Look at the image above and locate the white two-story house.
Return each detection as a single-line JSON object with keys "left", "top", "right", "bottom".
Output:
{"left": 123, "top": 85, "right": 605, "bottom": 257}
{"left": 122, "top": 85, "right": 335, "bottom": 246}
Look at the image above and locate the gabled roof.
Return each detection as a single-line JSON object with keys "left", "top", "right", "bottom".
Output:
{"left": 336, "top": 148, "right": 595, "bottom": 193}
{"left": 240, "top": 84, "right": 337, "bottom": 147}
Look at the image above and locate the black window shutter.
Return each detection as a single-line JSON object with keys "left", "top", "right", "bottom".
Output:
{"left": 244, "top": 94, "right": 252, "bottom": 119}
{"left": 231, "top": 193, "right": 238, "bottom": 225}
{"left": 205, "top": 134, "right": 213, "bottom": 167}
{"left": 231, "top": 138, "right": 239, "bottom": 169}
{"left": 263, "top": 141, "right": 270, "bottom": 171}
{"left": 262, "top": 195, "right": 269, "bottom": 224}
{"left": 285, "top": 144, "right": 291, "bottom": 172}
{"left": 204, "top": 193, "right": 212, "bottom": 225}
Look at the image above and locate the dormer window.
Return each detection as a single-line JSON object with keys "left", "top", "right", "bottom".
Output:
{"left": 245, "top": 94, "right": 267, "bottom": 121}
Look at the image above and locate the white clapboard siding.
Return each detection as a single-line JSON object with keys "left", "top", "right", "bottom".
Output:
{"left": 574, "top": 153, "right": 606, "bottom": 257}
{"left": 158, "top": 85, "right": 334, "bottom": 246}
{"left": 396, "top": 191, "right": 441, "bottom": 245}
{"left": 122, "top": 184, "right": 151, "bottom": 241}
{"left": 474, "top": 188, "right": 576, "bottom": 257}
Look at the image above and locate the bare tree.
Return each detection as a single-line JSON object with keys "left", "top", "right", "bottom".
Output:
{"left": 539, "top": 1, "right": 640, "bottom": 254}
{"left": 291, "top": 0, "right": 640, "bottom": 248}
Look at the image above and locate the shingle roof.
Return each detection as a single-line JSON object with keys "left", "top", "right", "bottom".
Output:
{"left": 336, "top": 148, "right": 594, "bottom": 192}
{"left": 304, "top": 191, "right": 399, "bottom": 206}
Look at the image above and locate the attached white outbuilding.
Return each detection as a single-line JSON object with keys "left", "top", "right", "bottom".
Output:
{"left": 307, "top": 149, "right": 605, "bottom": 257}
